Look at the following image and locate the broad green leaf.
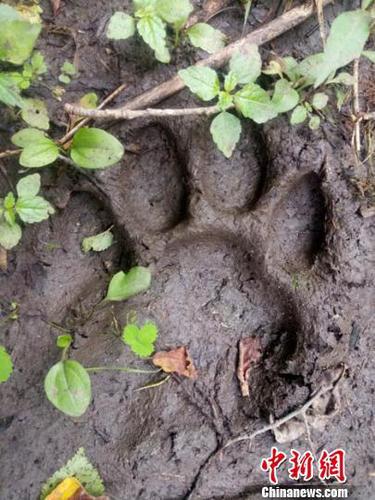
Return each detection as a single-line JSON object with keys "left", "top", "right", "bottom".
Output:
{"left": 298, "top": 53, "right": 325, "bottom": 86}
{"left": 0, "top": 73, "right": 24, "bottom": 107}
{"left": 0, "top": 18, "right": 41, "bottom": 65}
{"left": 19, "top": 138, "right": 59, "bottom": 168}
{"left": 21, "top": 98, "right": 49, "bottom": 130}
{"left": 290, "top": 105, "right": 307, "bottom": 125}
{"left": 362, "top": 50, "right": 375, "bottom": 63}
{"left": 137, "top": 14, "right": 170, "bottom": 63}
{"left": 40, "top": 448, "right": 104, "bottom": 499}
{"left": 187, "top": 23, "right": 226, "bottom": 54}
{"left": 210, "top": 111, "right": 241, "bottom": 158}
{"left": 106, "top": 266, "right": 151, "bottom": 301}
{"left": 312, "top": 92, "right": 329, "bottom": 110}
{"left": 309, "top": 115, "right": 321, "bottom": 130}
{"left": 70, "top": 128, "right": 124, "bottom": 169}
{"left": 82, "top": 228, "right": 114, "bottom": 253}
{"left": 56, "top": 334, "right": 73, "bottom": 349}
{"left": 178, "top": 66, "right": 220, "bottom": 101}
{"left": 106, "top": 12, "right": 136, "bottom": 40}
{"left": 44, "top": 360, "right": 91, "bottom": 417}
{"left": 229, "top": 44, "right": 261, "bottom": 84}
{"left": 16, "top": 173, "right": 41, "bottom": 198}
{"left": 234, "top": 83, "right": 277, "bottom": 123}
{"left": 16, "top": 196, "right": 54, "bottom": 223}
{"left": 281, "top": 56, "right": 300, "bottom": 81}
{"left": 11, "top": 127, "right": 46, "bottom": 147}
{"left": 0, "top": 346, "right": 13, "bottom": 383}
{"left": 217, "top": 91, "right": 233, "bottom": 111}
{"left": 327, "top": 72, "right": 354, "bottom": 85}
{"left": 314, "top": 10, "right": 371, "bottom": 87}
{"left": 0, "top": 221, "right": 22, "bottom": 249}
{"left": 156, "top": 0, "right": 193, "bottom": 24}
{"left": 122, "top": 322, "right": 158, "bottom": 358}
{"left": 271, "top": 79, "right": 299, "bottom": 113}
{"left": 61, "top": 61, "right": 77, "bottom": 76}
{"left": 0, "top": 4, "right": 22, "bottom": 21}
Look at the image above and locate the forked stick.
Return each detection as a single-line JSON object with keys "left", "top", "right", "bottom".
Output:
{"left": 65, "top": 0, "right": 333, "bottom": 120}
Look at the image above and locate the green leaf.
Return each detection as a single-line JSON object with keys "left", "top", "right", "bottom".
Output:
{"left": 56, "top": 334, "right": 73, "bottom": 349}
{"left": 362, "top": 0, "right": 374, "bottom": 9}
{"left": 0, "top": 4, "right": 22, "bottom": 21}
{"left": 44, "top": 360, "right": 91, "bottom": 417}
{"left": 16, "top": 196, "right": 54, "bottom": 223}
{"left": 106, "top": 266, "right": 151, "bottom": 301}
{"left": 0, "top": 16, "right": 41, "bottom": 65}
{"left": 224, "top": 71, "right": 238, "bottom": 93}
{"left": 314, "top": 10, "right": 371, "bottom": 88}
{"left": 0, "top": 73, "right": 24, "bottom": 107}
{"left": 217, "top": 91, "right": 233, "bottom": 111}
{"left": 290, "top": 105, "right": 307, "bottom": 125}
{"left": 106, "top": 12, "right": 136, "bottom": 40}
{"left": 312, "top": 92, "right": 329, "bottom": 110}
{"left": 82, "top": 228, "right": 114, "bottom": 253}
{"left": 362, "top": 50, "right": 375, "bottom": 63}
{"left": 229, "top": 44, "right": 262, "bottom": 84}
{"left": 234, "top": 83, "right": 277, "bottom": 123}
{"left": 298, "top": 53, "right": 325, "bottom": 86}
{"left": 79, "top": 92, "right": 98, "bottom": 109}
{"left": 0, "top": 346, "right": 13, "bottom": 383}
{"left": 137, "top": 14, "right": 170, "bottom": 63}
{"left": 20, "top": 139, "right": 59, "bottom": 168}
{"left": 178, "top": 66, "right": 220, "bottom": 101}
{"left": 327, "top": 72, "right": 354, "bottom": 85}
{"left": 210, "top": 111, "right": 241, "bottom": 158}
{"left": 281, "top": 56, "right": 300, "bottom": 82}
{"left": 21, "top": 98, "right": 49, "bottom": 130}
{"left": 40, "top": 448, "right": 105, "bottom": 499}
{"left": 309, "top": 115, "right": 321, "bottom": 130}
{"left": 16, "top": 173, "right": 41, "bottom": 197}
{"left": 122, "top": 322, "right": 158, "bottom": 358}
{"left": 11, "top": 127, "right": 46, "bottom": 146}
{"left": 61, "top": 61, "right": 77, "bottom": 76}
{"left": 58, "top": 74, "right": 71, "bottom": 84}
{"left": 4, "top": 192, "right": 15, "bottom": 210}
{"left": 70, "top": 128, "right": 124, "bottom": 169}
{"left": 187, "top": 23, "right": 226, "bottom": 54}
{"left": 30, "top": 51, "right": 47, "bottom": 76}
{"left": 271, "top": 78, "right": 299, "bottom": 113}
{"left": 0, "top": 221, "right": 22, "bottom": 249}
{"left": 155, "top": 0, "right": 193, "bottom": 24}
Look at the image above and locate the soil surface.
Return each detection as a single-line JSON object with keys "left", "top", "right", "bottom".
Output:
{"left": 0, "top": 1, "right": 374, "bottom": 499}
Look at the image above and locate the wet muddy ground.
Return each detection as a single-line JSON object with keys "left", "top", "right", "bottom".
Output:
{"left": 0, "top": 1, "right": 374, "bottom": 499}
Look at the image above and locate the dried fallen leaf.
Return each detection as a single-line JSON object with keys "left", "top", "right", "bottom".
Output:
{"left": 50, "top": 0, "right": 61, "bottom": 16}
{"left": 0, "top": 247, "right": 7, "bottom": 271}
{"left": 237, "top": 336, "right": 262, "bottom": 397}
{"left": 153, "top": 346, "right": 197, "bottom": 379}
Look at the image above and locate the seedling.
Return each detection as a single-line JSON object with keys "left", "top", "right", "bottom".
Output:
{"left": 122, "top": 320, "right": 158, "bottom": 357}
{"left": 58, "top": 60, "right": 77, "bottom": 85}
{"left": 106, "top": 0, "right": 225, "bottom": 63}
{"left": 0, "top": 174, "right": 54, "bottom": 250}
{"left": 81, "top": 227, "right": 114, "bottom": 253}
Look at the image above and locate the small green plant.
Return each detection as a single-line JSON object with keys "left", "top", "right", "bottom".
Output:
{"left": 81, "top": 227, "right": 114, "bottom": 253}
{"left": 106, "top": 0, "right": 225, "bottom": 63}
{"left": 105, "top": 265, "right": 152, "bottom": 301}
{"left": 123, "top": 320, "right": 158, "bottom": 357}
{"left": 58, "top": 60, "right": 77, "bottom": 85}
{"left": 0, "top": 173, "right": 54, "bottom": 250}
{"left": 178, "top": 7, "right": 374, "bottom": 157}
{"left": 0, "top": 345, "right": 13, "bottom": 383}
{"left": 40, "top": 447, "right": 105, "bottom": 499}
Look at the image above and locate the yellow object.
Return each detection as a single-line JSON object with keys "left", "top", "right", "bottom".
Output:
{"left": 45, "top": 477, "right": 81, "bottom": 500}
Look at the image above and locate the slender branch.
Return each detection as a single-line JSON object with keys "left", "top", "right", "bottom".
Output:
{"left": 223, "top": 365, "right": 345, "bottom": 449}
{"left": 0, "top": 148, "right": 21, "bottom": 160}
{"left": 64, "top": 0, "right": 333, "bottom": 118}
{"left": 353, "top": 58, "right": 361, "bottom": 155}
{"left": 64, "top": 104, "right": 220, "bottom": 121}
{"left": 85, "top": 366, "right": 161, "bottom": 374}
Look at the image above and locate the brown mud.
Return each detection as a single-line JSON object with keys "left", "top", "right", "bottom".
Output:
{"left": 0, "top": 1, "right": 374, "bottom": 499}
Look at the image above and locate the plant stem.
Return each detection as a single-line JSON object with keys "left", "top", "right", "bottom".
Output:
{"left": 0, "top": 148, "right": 21, "bottom": 159}
{"left": 135, "top": 375, "right": 171, "bottom": 391}
{"left": 85, "top": 366, "right": 161, "bottom": 374}
{"left": 64, "top": 104, "right": 220, "bottom": 121}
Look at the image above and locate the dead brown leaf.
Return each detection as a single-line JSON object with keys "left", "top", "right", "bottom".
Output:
{"left": 153, "top": 346, "right": 198, "bottom": 379}
{"left": 0, "top": 247, "right": 7, "bottom": 271}
{"left": 237, "top": 336, "right": 262, "bottom": 397}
